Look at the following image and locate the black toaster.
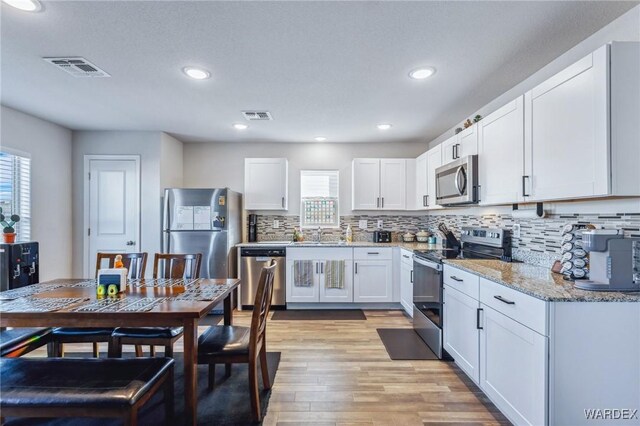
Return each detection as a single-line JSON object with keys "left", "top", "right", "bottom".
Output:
{"left": 373, "top": 230, "right": 392, "bottom": 243}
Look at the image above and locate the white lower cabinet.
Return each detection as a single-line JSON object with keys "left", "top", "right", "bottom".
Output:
{"left": 443, "top": 285, "right": 480, "bottom": 384}
{"left": 399, "top": 250, "right": 413, "bottom": 316}
{"left": 353, "top": 260, "right": 393, "bottom": 302}
{"left": 443, "top": 265, "right": 548, "bottom": 426}
{"left": 480, "top": 305, "right": 547, "bottom": 426}
{"left": 286, "top": 248, "right": 353, "bottom": 303}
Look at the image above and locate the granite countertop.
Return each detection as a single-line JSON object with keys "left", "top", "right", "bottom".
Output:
{"left": 442, "top": 259, "right": 640, "bottom": 303}
{"left": 236, "top": 241, "right": 441, "bottom": 251}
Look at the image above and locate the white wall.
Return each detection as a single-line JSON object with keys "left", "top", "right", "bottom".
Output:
{"left": 72, "top": 131, "right": 167, "bottom": 276}
{"left": 429, "top": 5, "right": 640, "bottom": 148}
{"left": 160, "top": 133, "right": 184, "bottom": 190}
{"left": 0, "top": 106, "right": 73, "bottom": 280}
{"left": 183, "top": 141, "right": 428, "bottom": 215}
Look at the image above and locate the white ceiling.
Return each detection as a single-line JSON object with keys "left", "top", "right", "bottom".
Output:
{"left": 1, "top": 1, "right": 636, "bottom": 144}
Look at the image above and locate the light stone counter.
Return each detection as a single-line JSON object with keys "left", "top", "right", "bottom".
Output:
{"left": 443, "top": 259, "right": 640, "bottom": 302}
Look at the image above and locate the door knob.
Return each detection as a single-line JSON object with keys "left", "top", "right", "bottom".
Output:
{"left": 126, "top": 240, "right": 136, "bottom": 246}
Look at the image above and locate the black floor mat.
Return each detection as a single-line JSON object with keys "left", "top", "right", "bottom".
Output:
{"left": 271, "top": 309, "right": 366, "bottom": 320}
{"left": 377, "top": 328, "right": 439, "bottom": 360}
{"left": 4, "top": 351, "right": 281, "bottom": 425}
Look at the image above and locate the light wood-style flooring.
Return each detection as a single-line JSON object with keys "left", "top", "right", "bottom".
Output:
{"left": 31, "top": 310, "right": 509, "bottom": 425}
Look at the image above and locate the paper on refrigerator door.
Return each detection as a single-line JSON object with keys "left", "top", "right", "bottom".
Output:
{"left": 194, "top": 206, "right": 212, "bottom": 230}
{"left": 176, "top": 206, "right": 194, "bottom": 230}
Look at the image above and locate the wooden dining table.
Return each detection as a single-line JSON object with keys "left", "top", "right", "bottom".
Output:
{"left": 0, "top": 277, "right": 240, "bottom": 426}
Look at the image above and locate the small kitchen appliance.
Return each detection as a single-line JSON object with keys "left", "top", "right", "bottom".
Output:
{"left": 574, "top": 230, "right": 640, "bottom": 292}
{"left": 240, "top": 247, "right": 286, "bottom": 309}
{"left": 248, "top": 214, "right": 258, "bottom": 242}
{"left": 373, "top": 230, "right": 392, "bottom": 243}
{"left": 412, "top": 226, "right": 512, "bottom": 358}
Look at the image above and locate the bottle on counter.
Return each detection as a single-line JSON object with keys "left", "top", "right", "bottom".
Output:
{"left": 345, "top": 224, "right": 353, "bottom": 243}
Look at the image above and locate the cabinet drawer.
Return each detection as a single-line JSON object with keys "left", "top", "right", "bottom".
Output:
{"left": 400, "top": 249, "right": 414, "bottom": 267}
{"left": 479, "top": 278, "right": 547, "bottom": 335}
{"left": 354, "top": 247, "right": 392, "bottom": 260}
{"left": 443, "top": 265, "right": 479, "bottom": 300}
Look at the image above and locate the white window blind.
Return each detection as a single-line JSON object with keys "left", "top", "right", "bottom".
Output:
{"left": 300, "top": 170, "right": 339, "bottom": 228}
{"left": 0, "top": 151, "right": 31, "bottom": 241}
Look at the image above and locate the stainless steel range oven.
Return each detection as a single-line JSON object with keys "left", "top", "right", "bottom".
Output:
{"left": 412, "top": 226, "right": 512, "bottom": 359}
{"left": 412, "top": 255, "right": 444, "bottom": 358}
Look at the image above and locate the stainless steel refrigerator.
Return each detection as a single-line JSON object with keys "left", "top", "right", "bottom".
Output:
{"left": 162, "top": 188, "right": 241, "bottom": 279}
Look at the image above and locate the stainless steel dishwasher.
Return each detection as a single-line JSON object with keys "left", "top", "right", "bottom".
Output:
{"left": 240, "top": 247, "right": 286, "bottom": 309}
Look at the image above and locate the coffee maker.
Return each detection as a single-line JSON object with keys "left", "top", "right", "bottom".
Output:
{"left": 574, "top": 230, "right": 640, "bottom": 292}
{"left": 248, "top": 214, "right": 258, "bottom": 242}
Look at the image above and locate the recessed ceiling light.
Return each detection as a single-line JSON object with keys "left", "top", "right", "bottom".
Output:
{"left": 2, "top": 0, "right": 42, "bottom": 11}
{"left": 409, "top": 67, "right": 436, "bottom": 80}
{"left": 377, "top": 124, "right": 392, "bottom": 130}
{"left": 182, "top": 66, "right": 211, "bottom": 80}
{"left": 314, "top": 136, "right": 327, "bottom": 142}
{"left": 233, "top": 123, "right": 248, "bottom": 130}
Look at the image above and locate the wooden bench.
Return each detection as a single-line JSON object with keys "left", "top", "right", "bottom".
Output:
{"left": 0, "top": 357, "right": 174, "bottom": 425}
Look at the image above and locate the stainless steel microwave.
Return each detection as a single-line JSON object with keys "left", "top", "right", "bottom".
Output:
{"left": 435, "top": 155, "right": 478, "bottom": 205}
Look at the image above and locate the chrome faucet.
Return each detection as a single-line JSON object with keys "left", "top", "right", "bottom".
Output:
{"left": 315, "top": 227, "right": 323, "bottom": 243}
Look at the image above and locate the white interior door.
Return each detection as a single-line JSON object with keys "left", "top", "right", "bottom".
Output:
{"left": 87, "top": 157, "right": 140, "bottom": 276}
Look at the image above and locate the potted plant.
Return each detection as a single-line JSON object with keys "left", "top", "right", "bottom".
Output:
{"left": 0, "top": 207, "right": 20, "bottom": 243}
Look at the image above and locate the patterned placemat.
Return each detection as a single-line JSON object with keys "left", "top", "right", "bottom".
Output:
{"left": 0, "top": 297, "right": 86, "bottom": 312}
{"left": 133, "top": 278, "right": 201, "bottom": 288}
{"left": 73, "top": 297, "right": 168, "bottom": 312}
{"left": 174, "top": 282, "right": 234, "bottom": 301}
{"left": 0, "top": 283, "right": 65, "bottom": 300}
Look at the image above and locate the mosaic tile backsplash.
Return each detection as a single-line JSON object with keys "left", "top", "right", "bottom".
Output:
{"left": 255, "top": 213, "right": 640, "bottom": 267}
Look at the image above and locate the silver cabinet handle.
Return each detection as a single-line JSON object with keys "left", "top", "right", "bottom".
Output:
{"left": 423, "top": 195, "right": 427, "bottom": 207}
{"left": 282, "top": 197, "right": 285, "bottom": 208}
{"left": 410, "top": 270, "right": 413, "bottom": 283}
{"left": 316, "top": 263, "right": 319, "bottom": 274}
{"left": 402, "top": 255, "right": 410, "bottom": 259}
{"left": 126, "top": 240, "right": 136, "bottom": 246}
{"left": 426, "top": 194, "right": 429, "bottom": 207}
{"left": 381, "top": 197, "right": 384, "bottom": 208}
{"left": 477, "top": 308, "right": 483, "bottom": 329}
{"left": 376, "top": 197, "right": 380, "bottom": 208}
{"left": 321, "top": 263, "right": 324, "bottom": 274}
{"left": 367, "top": 252, "right": 379, "bottom": 255}
{"left": 355, "top": 262, "right": 358, "bottom": 274}
{"left": 450, "top": 276, "right": 463, "bottom": 282}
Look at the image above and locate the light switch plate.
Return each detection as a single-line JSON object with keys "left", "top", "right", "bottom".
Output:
{"left": 377, "top": 219, "right": 383, "bottom": 228}
{"left": 513, "top": 223, "right": 521, "bottom": 238}
{"left": 358, "top": 220, "right": 367, "bottom": 230}
{"left": 273, "top": 220, "right": 279, "bottom": 229}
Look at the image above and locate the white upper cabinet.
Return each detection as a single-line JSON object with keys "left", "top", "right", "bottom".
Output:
{"left": 426, "top": 145, "right": 442, "bottom": 210}
{"left": 478, "top": 96, "right": 525, "bottom": 205}
{"left": 380, "top": 159, "right": 406, "bottom": 210}
{"left": 524, "top": 42, "right": 640, "bottom": 201}
{"left": 244, "top": 158, "right": 288, "bottom": 210}
{"left": 352, "top": 158, "right": 381, "bottom": 210}
{"left": 441, "top": 134, "right": 459, "bottom": 165}
{"left": 457, "top": 125, "right": 479, "bottom": 159}
{"left": 441, "top": 127, "right": 479, "bottom": 166}
{"left": 352, "top": 159, "right": 407, "bottom": 210}
{"left": 415, "top": 152, "right": 428, "bottom": 210}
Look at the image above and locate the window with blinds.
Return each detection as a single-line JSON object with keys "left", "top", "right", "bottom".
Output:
{"left": 300, "top": 170, "right": 339, "bottom": 228}
{"left": 0, "top": 150, "right": 31, "bottom": 241}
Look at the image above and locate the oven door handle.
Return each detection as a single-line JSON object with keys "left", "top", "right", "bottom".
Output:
{"left": 413, "top": 257, "right": 442, "bottom": 271}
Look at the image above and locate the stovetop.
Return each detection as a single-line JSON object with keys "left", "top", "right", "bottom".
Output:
{"left": 414, "top": 247, "right": 514, "bottom": 263}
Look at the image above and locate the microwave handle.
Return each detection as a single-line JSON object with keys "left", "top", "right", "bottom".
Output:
{"left": 454, "top": 166, "right": 465, "bottom": 195}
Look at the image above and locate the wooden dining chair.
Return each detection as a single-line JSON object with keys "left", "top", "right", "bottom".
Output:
{"left": 95, "top": 252, "right": 148, "bottom": 279}
{"left": 49, "top": 252, "right": 148, "bottom": 358}
{"left": 108, "top": 253, "right": 202, "bottom": 358}
{"left": 197, "top": 260, "right": 276, "bottom": 422}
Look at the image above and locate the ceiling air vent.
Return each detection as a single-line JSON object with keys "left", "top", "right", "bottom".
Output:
{"left": 242, "top": 111, "right": 273, "bottom": 121}
{"left": 43, "top": 57, "right": 111, "bottom": 78}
